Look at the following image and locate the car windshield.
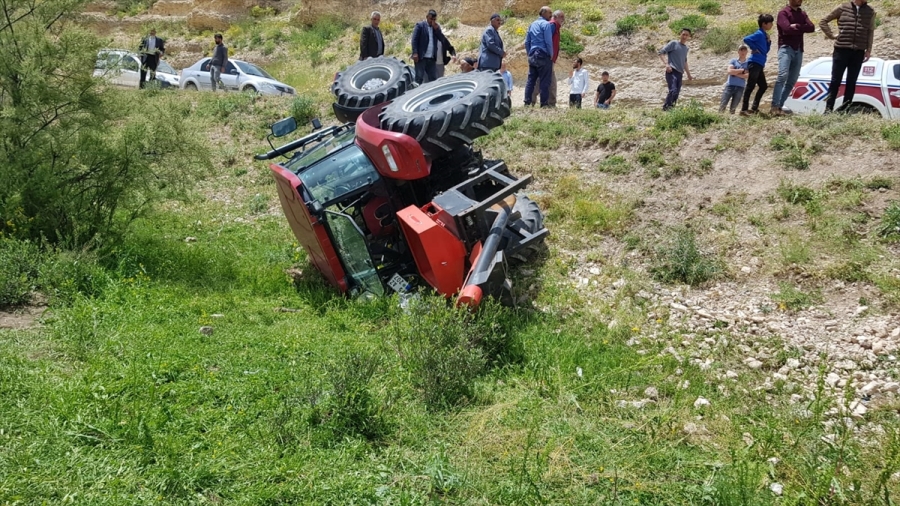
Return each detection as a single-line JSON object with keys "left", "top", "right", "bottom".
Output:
{"left": 157, "top": 60, "right": 176, "bottom": 74}
{"left": 235, "top": 61, "right": 273, "bottom": 79}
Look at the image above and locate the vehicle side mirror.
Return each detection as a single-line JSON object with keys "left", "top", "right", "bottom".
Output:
{"left": 230, "top": 69, "right": 238, "bottom": 74}
{"left": 271, "top": 117, "right": 297, "bottom": 137}
{"left": 311, "top": 118, "right": 322, "bottom": 130}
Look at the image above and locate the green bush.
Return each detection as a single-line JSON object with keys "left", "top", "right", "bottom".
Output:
{"left": 669, "top": 14, "right": 708, "bottom": 33}
{"left": 559, "top": 30, "right": 584, "bottom": 56}
{"left": 698, "top": 0, "right": 722, "bottom": 15}
{"left": 651, "top": 228, "right": 720, "bottom": 286}
{"left": 581, "top": 24, "right": 599, "bottom": 36}
{"left": 777, "top": 180, "right": 818, "bottom": 205}
{"left": 616, "top": 14, "right": 645, "bottom": 35}
{"left": 0, "top": 239, "right": 41, "bottom": 306}
{"left": 878, "top": 201, "right": 900, "bottom": 241}
{"left": 291, "top": 96, "right": 318, "bottom": 125}
{"left": 882, "top": 123, "right": 900, "bottom": 149}
{"left": 583, "top": 7, "right": 604, "bottom": 22}
{"left": 598, "top": 155, "right": 632, "bottom": 174}
{"left": 771, "top": 282, "right": 822, "bottom": 311}
{"left": 655, "top": 100, "right": 720, "bottom": 131}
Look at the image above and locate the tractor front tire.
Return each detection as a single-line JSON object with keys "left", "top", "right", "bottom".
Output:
{"left": 506, "top": 194, "right": 546, "bottom": 264}
{"left": 378, "top": 71, "right": 511, "bottom": 158}
{"left": 332, "top": 57, "right": 415, "bottom": 110}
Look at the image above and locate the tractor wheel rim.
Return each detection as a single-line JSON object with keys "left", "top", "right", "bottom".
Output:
{"left": 352, "top": 65, "right": 393, "bottom": 91}
{"left": 402, "top": 80, "right": 477, "bottom": 113}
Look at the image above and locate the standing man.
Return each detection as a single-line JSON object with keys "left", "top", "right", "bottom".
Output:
{"left": 658, "top": 28, "right": 693, "bottom": 111}
{"left": 530, "top": 10, "right": 564, "bottom": 106}
{"left": 770, "top": 0, "right": 815, "bottom": 115}
{"left": 210, "top": 33, "right": 228, "bottom": 92}
{"left": 138, "top": 28, "right": 165, "bottom": 88}
{"left": 567, "top": 58, "right": 590, "bottom": 108}
{"left": 411, "top": 10, "right": 455, "bottom": 84}
{"left": 523, "top": 6, "right": 555, "bottom": 107}
{"left": 594, "top": 71, "right": 617, "bottom": 109}
{"left": 359, "top": 11, "right": 385, "bottom": 61}
{"left": 477, "top": 13, "right": 506, "bottom": 72}
{"left": 820, "top": 0, "right": 876, "bottom": 113}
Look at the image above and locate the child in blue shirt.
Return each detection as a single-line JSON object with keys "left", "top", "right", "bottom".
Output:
{"left": 719, "top": 45, "right": 749, "bottom": 114}
{"left": 740, "top": 14, "right": 774, "bottom": 116}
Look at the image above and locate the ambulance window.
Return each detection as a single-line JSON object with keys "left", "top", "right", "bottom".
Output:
{"left": 894, "top": 64, "right": 900, "bottom": 81}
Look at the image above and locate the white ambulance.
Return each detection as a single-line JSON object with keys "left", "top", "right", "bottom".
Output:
{"left": 783, "top": 57, "right": 900, "bottom": 117}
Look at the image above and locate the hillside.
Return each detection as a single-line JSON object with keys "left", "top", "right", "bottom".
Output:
{"left": 3, "top": 0, "right": 900, "bottom": 503}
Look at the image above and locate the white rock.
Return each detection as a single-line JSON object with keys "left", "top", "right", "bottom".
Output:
{"left": 770, "top": 483, "right": 784, "bottom": 496}
{"left": 576, "top": 367, "right": 583, "bottom": 378}
{"left": 850, "top": 400, "right": 868, "bottom": 418}
{"left": 683, "top": 422, "right": 708, "bottom": 435}
{"left": 588, "top": 267, "right": 601, "bottom": 275}
{"left": 694, "top": 397, "right": 710, "bottom": 409}
{"left": 199, "top": 326, "right": 214, "bottom": 335}
{"left": 860, "top": 381, "right": 880, "bottom": 395}
{"left": 883, "top": 382, "right": 900, "bottom": 393}
{"left": 741, "top": 266, "right": 752, "bottom": 274}
{"left": 725, "top": 370, "right": 739, "bottom": 379}
{"left": 644, "top": 386, "right": 659, "bottom": 400}
{"left": 671, "top": 302, "right": 688, "bottom": 312}
{"left": 185, "top": 236, "right": 197, "bottom": 243}
{"left": 873, "top": 341, "right": 886, "bottom": 355}
{"left": 745, "top": 357, "right": 764, "bottom": 370}
{"left": 892, "top": 327, "right": 900, "bottom": 339}
{"left": 826, "top": 373, "right": 841, "bottom": 387}
{"left": 856, "top": 306, "right": 869, "bottom": 315}
{"left": 786, "top": 358, "right": 801, "bottom": 369}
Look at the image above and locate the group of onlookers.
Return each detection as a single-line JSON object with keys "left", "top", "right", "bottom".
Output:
{"left": 662, "top": 0, "right": 874, "bottom": 116}
{"left": 360, "top": 0, "right": 875, "bottom": 115}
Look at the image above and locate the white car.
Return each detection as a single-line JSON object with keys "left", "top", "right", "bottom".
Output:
{"left": 783, "top": 57, "right": 900, "bottom": 118}
{"left": 93, "top": 49, "right": 179, "bottom": 89}
{"left": 179, "top": 57, "right": 295, "bottom": 95}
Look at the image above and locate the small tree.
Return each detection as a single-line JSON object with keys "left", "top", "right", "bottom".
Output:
{"left": 0, "top": 0, "right": 208, "bottom": 246}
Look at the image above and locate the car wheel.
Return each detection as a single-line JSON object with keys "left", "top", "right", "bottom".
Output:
{"left": 242, "top": 85, "right": 258, "bottom": 94}
{"left": 844, "top": 103, "right": 880, "bottom": 116}
{"left": 377, "top": 71, "right": 510, "bottom": 158}
{"left": 184, "top": 82, "right": 198, "bottom": 91}
{"left": 332, "top": 57, "right": 415, "bottom": 118}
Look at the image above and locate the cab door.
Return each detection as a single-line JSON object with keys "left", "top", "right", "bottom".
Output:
{"left": 886, "top": 62, "right": 900, "bottom": 119}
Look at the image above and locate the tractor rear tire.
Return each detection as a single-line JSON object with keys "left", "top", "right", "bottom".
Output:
{"left": 378, "top": 71, "right": 511, "bottom": 158}
{"left": 332, "top": 57, "right": 415, "bottom": 110}
{"left": 506, "top": 194, "right": 546, "bottom": 265}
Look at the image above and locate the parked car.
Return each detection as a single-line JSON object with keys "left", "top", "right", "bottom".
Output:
{"left": 179, "top": 58, "right": 295, "bottom": 95}
{"left": 784, "top": 57, "right": 900, "bottom": 117}
{"left": 93, "top": 49, "right": 179, "bottom": 89}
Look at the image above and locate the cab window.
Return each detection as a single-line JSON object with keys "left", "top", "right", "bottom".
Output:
{"left": 121, "top": 57, "right": 140, "bottom": 72}
{"left": 225, "top": 61, "right": 237, "bottom": 74}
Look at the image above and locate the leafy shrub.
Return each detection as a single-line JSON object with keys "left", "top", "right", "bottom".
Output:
{"left": 698, "top": 0, "right": 722, "bottom": 15}
{"left": 781, "top": 144, "right": 811, "bottom": 170}
{"left": 669, "top": 14, "right": 708, "bottom": 33}
{"left": 249, "top": 5, "right": 276, "bottom": 17}
{"left": 37, "top": 249, "right": 110, "bottom": 305}
{"left": 0, "top": 239, "right": 41, "bottom": 306}
{"left": 777, "top": 180, "right": 818, "bottom": 205}
{"left": 581, "top": 24, "right": 599, "bottom": 36}
{"left": 878, "top": 201, "right": 900, "bottom": 241}
{"left": 305, "top": 352, "right": 387, "bottom": 442}
{"left": 598, "top": 155, "right": 632, "bottom": 174}
{"left": 291, "top": 96, "right": 318, "bottom": 125}
{"left": 701, "top": 20, "right": 758, "bottom": 54}
{"left": 865, "top": 176, "right": 893, "bottom": 190}
{"left": 882, "top": 123, "right": 900, "bottom": 149}
{"left": 770, "top": 133, "right": 792, "bottom": 151}
{"left": 444, "top": 18, "right": 459, "bottom": 29}
{"left": 559, "top": 30, "right": 584, "bottom": 56}
{"left": 637, "top": 148, "right": 666, "bottom": 167}
{"left": 651, "top": 228, "right": 720, "bottom": 286}
{"left": 655, "top": 100, "right": 720, "bottom": 131}
{"left": 583, "top": 7, "right": 604, "bottom": 22}
{"left": 647, "top": 5, "right": 669, "bottom": 22}
{"left": 616, "top": 14, "right": 645, "bottom": 35}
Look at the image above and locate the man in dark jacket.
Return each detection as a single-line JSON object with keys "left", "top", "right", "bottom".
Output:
{"left": 210, "top": 33, "right": 228, "bottom": 92}
{"left": 138, "top": 29, "right": 165, "bottom": 88}
{"left": 770, "top": 0, "right": 815, "bottom": 115}
{"left": 820, "top": 0, "right": 876, "bottom": 113}
{"left": 411, "top": 9, "right": 455, "bottom": 84}
{"left": 477, "top": 13, "right": 506, "bottom": 72}
{"left": 359, "top": 11, "right": 385, "bottom": 60}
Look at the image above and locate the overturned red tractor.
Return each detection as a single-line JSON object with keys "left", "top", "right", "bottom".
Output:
{"left": 257, "top": 57, "right": 547, "bottom": 307}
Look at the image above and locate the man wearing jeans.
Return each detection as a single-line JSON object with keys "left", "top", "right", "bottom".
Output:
{"left": 411, "top": 10, "right": 455, "bottom": 84}
{"left": 523, "top": 6, "right": 555, "bottom": 107}
{"left": 210, "top": 33, "right": 227, "bottom": 92}
{"left": 770, "top": 0, "right": 815, "bottom": 115}
{"left": 820, "top": 0, "right": 876, "bottom": 113}
{"left": 658, "top": 28, "right": 693, "bottom": 111}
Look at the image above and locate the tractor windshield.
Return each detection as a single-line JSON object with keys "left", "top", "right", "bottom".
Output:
{"left": 295, "top": 143, "right": 379, "bottom": 205}
{"left": 325, "top": 210, "right": 384, "bottom": 296}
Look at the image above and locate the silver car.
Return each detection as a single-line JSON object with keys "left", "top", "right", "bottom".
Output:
{"left": 93, "top": 49, "right": 179, "bottom": 89}
{"left": 179, "top": 57, "right": 295, "bottom": 95}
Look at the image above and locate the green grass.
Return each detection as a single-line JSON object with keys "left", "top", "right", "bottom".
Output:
{"left": 650, "top": 227, "right": 721, "bottom": 286}
{"left": 771, "top": 282, "right": 822, "bottom": 311}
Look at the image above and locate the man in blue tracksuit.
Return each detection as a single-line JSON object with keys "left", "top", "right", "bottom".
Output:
{"left": 523, "top": 6, "right": 555, "bottom": 107}
{"left": 411, "top": 10, "right": 455, "bottom": 84}
{"left": 740, "top": 14, "right": 775, "bottom": 115}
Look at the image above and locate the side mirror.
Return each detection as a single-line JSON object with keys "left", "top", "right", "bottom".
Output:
{"left": 230, "top": 69, "right": 238, "bottom": 74}
{"left": 271, "top": 117, "right": 297, "bottom": 137}
{"left": 311, "top": 118, "right": 322, "bottom": 130}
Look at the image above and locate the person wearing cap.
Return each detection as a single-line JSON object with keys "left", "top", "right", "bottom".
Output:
{"left": 359, "top": 11, "right": 385, "bottom": 60}
{"left": 460, "top": 56, "right": 477, "bottom": 72}
{"left": 411, "top": 9, "right": 455, "bottom": 84}
{"left": 477, "top": 13, "right": 506, "bottom": 72}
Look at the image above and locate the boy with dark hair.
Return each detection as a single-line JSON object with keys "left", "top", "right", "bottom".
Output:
{"left": 595, "top": 71, "right": 616, "bottom": 109}
{"left": 740, "top": 14, "right": 774, "bottom": 116}
{"left": 658, "top": 28, "right": 693, "bottom": 111}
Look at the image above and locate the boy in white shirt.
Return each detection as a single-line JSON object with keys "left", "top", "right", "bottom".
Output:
{"left": 567, "top": 57, "right": 590, "bottom": 109}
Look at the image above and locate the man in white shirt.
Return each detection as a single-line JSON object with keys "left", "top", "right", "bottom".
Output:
{"left": 567, "top": 57, "right": 590, "bottom": 108}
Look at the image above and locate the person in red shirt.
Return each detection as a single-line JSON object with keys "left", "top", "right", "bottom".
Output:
{"left": 529, "top": 10, "right": 564, "bottom": 107}
{"left": 770, "top": 0, "right": 815, "bottom": 115}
